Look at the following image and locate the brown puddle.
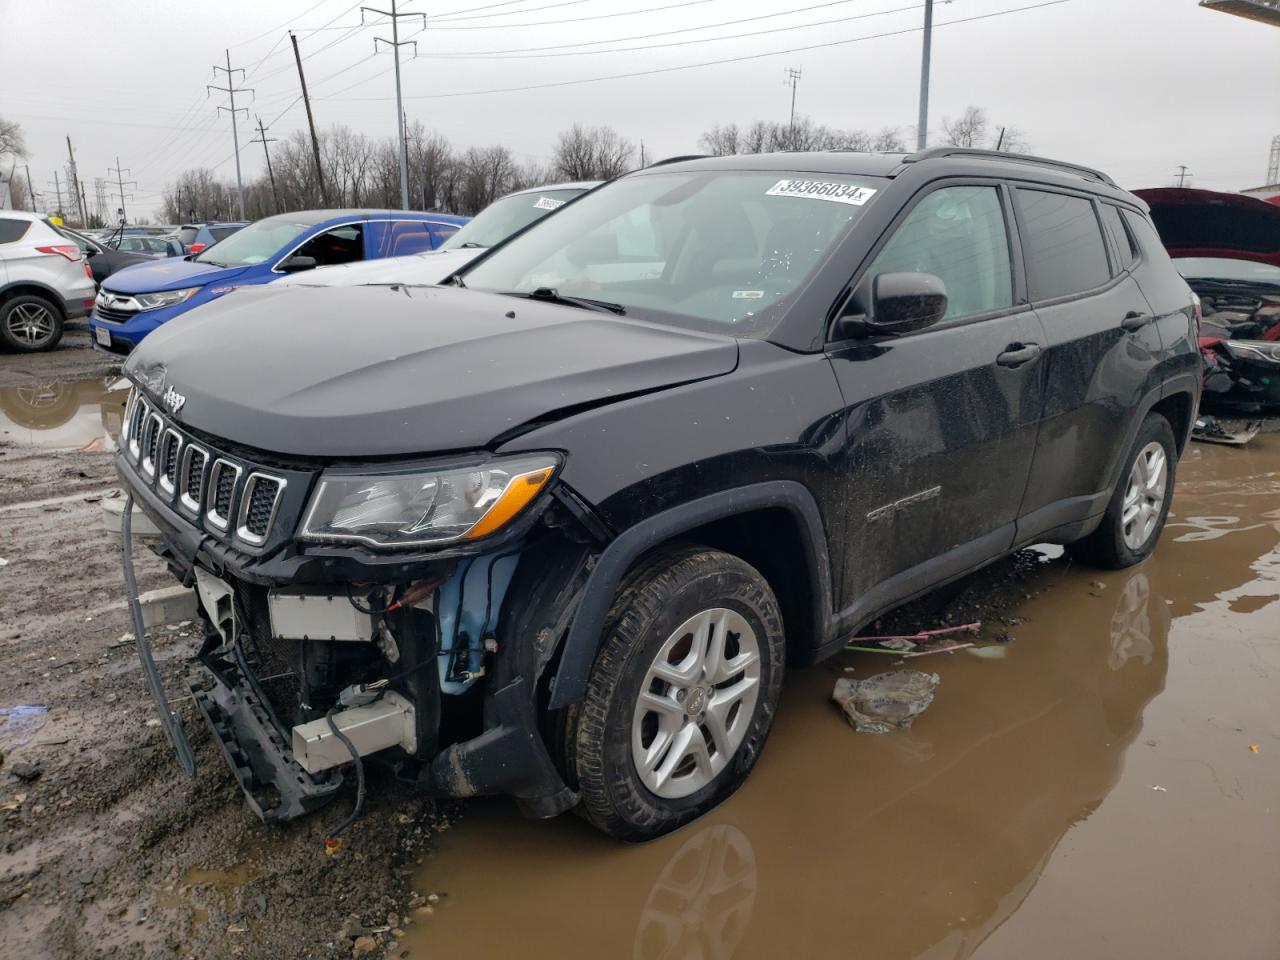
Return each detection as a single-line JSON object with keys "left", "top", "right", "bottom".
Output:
{"left": 0, "top": 376, "right": 129, "bottom": 450}
{"left": 404, "top": 438, "right": 1280, "bottom": 960}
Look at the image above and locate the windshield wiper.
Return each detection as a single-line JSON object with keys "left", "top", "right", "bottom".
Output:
{"left": 516, "top": 286, "right": 626, "bottom": 315}
{"left": 456, "top": 242, "right": 486, "bottom": 249}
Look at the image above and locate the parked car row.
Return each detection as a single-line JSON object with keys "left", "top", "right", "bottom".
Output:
{"left": 110, "top": 149, "right": 1201, "bottom": 842}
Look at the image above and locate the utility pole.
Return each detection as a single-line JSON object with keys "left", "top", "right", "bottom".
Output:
{"left": 364, "top": 0, "right": 426, "bottom": 209}
{"left": 79, "top": 181, "right": 90, "bottom": 226}
{"left": 916, "top": 0, "right": 934, "bottom": 150}
{"left": 65, "top": 136, "right": 89, "bottom": 226}
{"left": 290, "top": 31, "right": 329, "bottom": 206}
{"left": 250, "top": 115, "right": 280, "bottom": 213}
{"left": 1175, "top": 165, "right": 1191, "bottom": 188}
{"left": 47, "top": 171, "right": 64, "bottom": 218}
{"left": 23, "top": 163, "right": 36, "bottom": 211}
{"left": 208, "top": 49, "right": 253, "bottom": 220}
{"left": 784, "top": 67, "right": 802, "bottom": 149}
{"left": 639, "top": 140, "right": 646, "bottom": 167}
{"left": 109, "top": 157, "right": 137, "bottom": 225}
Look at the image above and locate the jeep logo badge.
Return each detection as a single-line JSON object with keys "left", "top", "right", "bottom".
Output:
{"left": 162, "top": 385, "right": 186, "bottom": 415}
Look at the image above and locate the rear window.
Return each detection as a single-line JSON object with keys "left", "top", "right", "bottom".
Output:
{"left": 1016, "top": 189, "right": 1111, "bottom": 301}
{"left": 178, "top": 226, "right": 199, "bottom": 245}
{"left": 1099, "top": 204, "right": 1137, "bottom": 272}
{"left": 0, "top": 219, "right": 31, "bottom": 244}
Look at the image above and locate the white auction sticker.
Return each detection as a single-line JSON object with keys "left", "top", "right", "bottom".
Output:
{"left": 765, "top": 179, "right": 877, "bottom": 206}
{"left": 533, "top": 196, "right": 566, "bottom": 210}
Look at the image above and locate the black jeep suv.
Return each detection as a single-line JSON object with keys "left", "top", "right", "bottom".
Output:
{"left": 116, "top": 149, "right": 1199, "bottom": 840}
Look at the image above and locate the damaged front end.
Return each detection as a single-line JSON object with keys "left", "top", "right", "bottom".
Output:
{"left": 115, "top": 385, "right": 604, "bottom": 825}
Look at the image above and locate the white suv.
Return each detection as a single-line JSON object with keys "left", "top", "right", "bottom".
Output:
{"left": 0, "top": 211, "right": 97, "bottom": 352}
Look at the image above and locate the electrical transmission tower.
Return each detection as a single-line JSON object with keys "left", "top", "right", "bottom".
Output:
{"left": 109, "top": 157, "right": 137, "bottom": 225}
{"left": 250, "top": 116, "right": 280, "bottom": 213}
{"left": 784, "top": 67, "right": 802, "bottom": 149}
{"left": 209, "top": 50, "right": 253, "bottom": 220}
{"left": 364, "top": 0, "right": 426, "bottom": 209}
{"left": 1267, "top": 134, "right": 1279, "bottom": 185}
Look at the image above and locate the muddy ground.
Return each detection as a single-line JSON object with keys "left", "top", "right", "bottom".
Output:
{"left": 2, "top": 338, "right": 1277, "bottom": 960}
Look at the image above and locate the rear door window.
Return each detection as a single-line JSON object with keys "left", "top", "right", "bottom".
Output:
{"left": 1016, "top": 189, "right": 1111, "bottom": 301}
{"left": 0, "top": 218, "right": 31, "bottom": 244}
{"left": 1099, "top": 204, "right": 1137, "bottom": 273}
{"left": 381, "top": 221, "right": 433, "bottom": 256}
{"left": 864, "top": 184, "right": 1013, "bottom": 321}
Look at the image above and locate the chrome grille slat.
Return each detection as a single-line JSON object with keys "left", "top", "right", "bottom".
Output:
{"left": 140, "top": 413, "right": 163, "bottom": 478}
{"left": 236, "top": 474, "right": 286, "bottom": 547}
{"left": 158, "top": 428, "right": 183, "bottom": 495}
{"left": 179, "top": 444, "right": 208, "bottom": 515}
{"left": 206, "top": 459, "right": 243, "bottom": 532}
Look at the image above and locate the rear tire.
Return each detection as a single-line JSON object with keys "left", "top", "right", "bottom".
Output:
{"left": 0, "top": 294, "right": 64, "bottom": 353}
{"left": 1069, "top": 413, "right": 1177, "bottom": 569}
{"left": 566, "top": 545, "right": 785, "bottom": 841}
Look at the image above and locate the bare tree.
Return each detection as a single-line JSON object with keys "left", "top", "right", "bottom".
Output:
{"left": 7, "top": 169, "right": 33, "bottom": 211}
{"left": 0, "top": 118, "right": 27, "bottom": 163}
{"left": 699, "top": 123, "right": 742, "bottom": 157}
{"left": 942, "top": 106, "right": 1032, "bottom": 154}
{"left": 552, "top": 124, "right": 635, "bottom": 181}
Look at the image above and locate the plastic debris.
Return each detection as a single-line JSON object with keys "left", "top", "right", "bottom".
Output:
{"left": 846, "top": 622, "right": 981, "bottom": 659}
{"left": 1249, "top": 743, "right": 1260, "bottom": 754}
{"left": 1151, "top": 785, "right": 1168, "bottom": 792}
{"left": 1192, "top": 416, "right": 1263, "bottom": 447}
{"left": 832, "top": 671, "right": 940, "bottom": 734}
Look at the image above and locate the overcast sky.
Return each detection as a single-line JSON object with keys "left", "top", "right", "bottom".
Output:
{"left": 2, "top": 0, "right": 1277, "bottom": 220}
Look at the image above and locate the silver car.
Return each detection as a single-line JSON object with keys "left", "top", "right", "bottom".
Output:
{"left": 0, "top": 211, "right": 97, "bottom": 352}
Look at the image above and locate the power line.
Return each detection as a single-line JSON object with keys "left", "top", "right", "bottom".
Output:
{"left": 424, "top": 1, "right": 932, "bottom": 60}
{"left": 230, "top": 0, "right": 344, "bottom": 48}
{"left": 420, "top": 0, "right": 918, "bottom": 56}
{"left": 334, "top": 0, "right": 1074, "bottom": 101}
{"left": 429, "top": 0, "right": 585, "bottom": 22}
{"left": 420, "top": 0, "right": 720, "bottom": 29}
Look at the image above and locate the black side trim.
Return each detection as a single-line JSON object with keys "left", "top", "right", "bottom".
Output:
{"left": 547, "top": 480, "right": 833, "bottom": 709}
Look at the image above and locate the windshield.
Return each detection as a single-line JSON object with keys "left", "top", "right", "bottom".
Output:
{"left": 1174, "top": 257, "right": 1280, "bottom": 284}
{"left": 460, "top": 171, "right": 883, "bottom": 337}
{"left": 194, "top": 217, "right": 308, "bottom": 267}
{"left": 441, "top": 188, "right": 585, "bottom": 251}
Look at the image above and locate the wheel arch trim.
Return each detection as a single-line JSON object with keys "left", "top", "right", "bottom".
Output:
{"left": 547, "top": 480, "right": 833, "bottom": 710}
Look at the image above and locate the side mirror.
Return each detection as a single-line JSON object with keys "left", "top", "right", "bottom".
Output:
{"left": 84, "top": 246, "right": 98, "bottom": 257}
{"left": 278, "top": 254, "right": 318, "bottom": 273}
{"left": 839, "top": 272, "right": 948, "bottom": 338}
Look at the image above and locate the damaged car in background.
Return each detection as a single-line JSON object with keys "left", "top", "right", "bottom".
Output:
{"left": 1136, "top": 187, "right": 1280, "bottom": 416}
{"left": 117, "top": 149, "right": 1199, "bottom": 841}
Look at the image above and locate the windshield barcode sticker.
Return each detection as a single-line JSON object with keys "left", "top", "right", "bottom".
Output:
{"left": 765, "top": 180, "right": 877, "bottom": 205}
{"left": 533, "top": 196, "right": 566, "bottom": 210}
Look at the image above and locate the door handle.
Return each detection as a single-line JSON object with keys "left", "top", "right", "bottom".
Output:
{"left": 1121, "top": 311, "right": 1154, "bottom": 332}
{"left": 996, "top": 343, "right": 1042, "bottom": 367}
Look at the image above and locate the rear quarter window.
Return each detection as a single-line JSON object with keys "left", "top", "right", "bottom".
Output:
{"left": 1099, "top": 204, "right": 1137, "bottom": 272}
{"left": 1016, "top": 189, "right": 1111, "bottom": 301}
{"left": 178, "top": 227, "right": 199, "bottom": 245}
{"left": 209, "top": 226, "right": 241, "bottom": 242}
{"left": 0, "top": 219, "right": 31, "bottom": 244}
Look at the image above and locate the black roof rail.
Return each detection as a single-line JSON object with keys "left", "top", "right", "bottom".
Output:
{"left": 900, "top": 147, "right": 1117, "bottom": 187}
{"left": 646, "top": 154, "right": 711, "bottom": 168}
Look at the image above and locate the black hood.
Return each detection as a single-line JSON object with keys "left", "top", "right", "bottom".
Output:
{"left": 124, "top": 284, "right": 738, "bottom": 457}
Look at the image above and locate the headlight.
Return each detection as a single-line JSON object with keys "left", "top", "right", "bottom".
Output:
{"left": 135, "top": 287, "right": 200, "bottom": 311}
{"left": 1224, "top": 341, "right": 1280, "bottom": 363}
{"left": 299, "top": 454, "right": 559, "bottom": 548}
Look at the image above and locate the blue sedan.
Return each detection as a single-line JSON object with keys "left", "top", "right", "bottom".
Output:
{"left": 89, "top": 209, "right": 468, "bottom": 352}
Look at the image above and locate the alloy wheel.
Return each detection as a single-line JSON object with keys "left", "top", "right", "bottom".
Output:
{"left": 6, "top": 302, "right": 57, "bottom": 348}
{"left": 1121, "top": 440, "right": 1167, "bottom": 550}
{"left": 631, "top": 607, "right": 761, "bottom": 800}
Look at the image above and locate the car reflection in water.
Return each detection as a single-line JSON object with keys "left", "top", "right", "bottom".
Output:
{"left": 0, "top": 376, "right": 129, "bottom": 451}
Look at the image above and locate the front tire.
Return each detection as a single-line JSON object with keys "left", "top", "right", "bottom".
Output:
{"left": 566, "top": 545, "right": 785, "bottom": 841}
{"left": 1070, "top": 413, "right": 1177, "bottom": 569}
{"left": 0, "top": 295, "right": 64, "bottom": 352}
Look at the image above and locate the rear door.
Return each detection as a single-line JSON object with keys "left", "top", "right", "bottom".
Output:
{"left": 827, "top": 181, "right": 1046, "bottom": 622}
{"left": 1014, "top": 188, "right": 1163, "bottom": 541}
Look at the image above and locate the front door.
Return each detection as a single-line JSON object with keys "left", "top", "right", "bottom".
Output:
{"left": 826, "top": 181, "right": 1046, "bottom": 630}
